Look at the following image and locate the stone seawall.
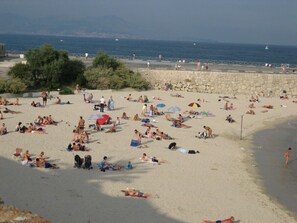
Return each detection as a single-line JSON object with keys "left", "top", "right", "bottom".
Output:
{"left": 140, "top": 69, "right": 297, "bottom": 96}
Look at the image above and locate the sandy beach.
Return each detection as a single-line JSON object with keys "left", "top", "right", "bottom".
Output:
{"left": 0, "top": 88, "right": 297, "bottom": 223}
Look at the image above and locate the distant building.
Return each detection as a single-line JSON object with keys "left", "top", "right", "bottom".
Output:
{"left": 0, "top": 43, "right": 6, "bottom": 58}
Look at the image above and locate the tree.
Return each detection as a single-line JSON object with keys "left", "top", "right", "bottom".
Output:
{"left": 92, "top": 52, "right": 122, "bottom": 70}
{"left": 8, "top": 63, "right": 33, "bottom": 87}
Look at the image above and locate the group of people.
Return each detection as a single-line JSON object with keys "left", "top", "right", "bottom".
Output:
{"left": 19, "top": 150, "right": 58, "bottom": 169}
{"left": 0, "top": 97, "right": 20, "bottom": 106}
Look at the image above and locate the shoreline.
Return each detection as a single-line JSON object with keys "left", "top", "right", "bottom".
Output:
{"left": 2, "top": 53, "right": 296, "bottom": 74}
{"left": 246, "top": 115, "right": 297, "bottom": 219}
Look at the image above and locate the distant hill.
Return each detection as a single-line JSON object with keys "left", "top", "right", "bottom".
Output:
{"left": 0, "top": 13, "right": 216, "bottom": 42}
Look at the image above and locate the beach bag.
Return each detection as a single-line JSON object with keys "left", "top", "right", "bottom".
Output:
{"left": 130, "top": 139, "right": 140, "bottom": 147}
{"left": 168, "top": 142, "right": 177, "bottom": 150}
{"left": 83, "top": 155, "right": 92, "bottom": 170}
{"left": 74, "top": 155, "right": 83, "bottom": 168}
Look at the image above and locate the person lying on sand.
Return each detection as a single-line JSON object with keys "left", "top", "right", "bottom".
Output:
{"left": 71, "top": 143, "right": 90, "bottom": 151}
{"left": 263, "top": 105, "right": 274, "bottom": 109}
{"left": 35, "top": 157, "right": 58, "bottom": 169}
{"left": 31, "top": 101, "right": 42, "bottom": 107}
{"left": 121, "top": 188, "right": 159, "bottom": 198}
{"left": 172, "top": 120, "right": 191, "bottom": 128}
{"left": 155, "top": 129, "right": 174, "bottom": 140}
{"left": 3, "top": 107, "right": 21, "bottom": 114}
{"left": 152, "top": 96, "right": 162, "bottom": 100}
{"left": 170, "top": 93, "right": 184, "bottom": 98}
{"left": 203, "top": 216, "right": 235, "bottom": 223}
{"left": 246, "top": 109, "right": 256, "bottom": 115}
{"left": 141, "top": 123, "right": 158, "bottom": 128}
{"left": 139, "top": 153, "right": 167, "bottom": 164}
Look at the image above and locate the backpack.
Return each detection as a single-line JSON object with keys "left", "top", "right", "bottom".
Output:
{"left": 74, "top": 155, "right": 83, "bottom": 168}
{"left": 83, "top": 155, "right": 92, "bottom": 170}
{"left": 168, "top": 142, "right": 177, "bottom": 150}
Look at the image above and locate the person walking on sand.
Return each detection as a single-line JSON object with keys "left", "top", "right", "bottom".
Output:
{"left": 99, "top": 96, "right": 105, "bottom": 112}
{"left": 284, "top": 147, "right": 292, "bottom": 168}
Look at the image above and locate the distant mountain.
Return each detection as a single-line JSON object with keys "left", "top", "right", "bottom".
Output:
{"left": 0, "top": 13, "right": 143, "bottom": 38}
{"left": 0, "top": 13, "right": 216, "bottom": 43}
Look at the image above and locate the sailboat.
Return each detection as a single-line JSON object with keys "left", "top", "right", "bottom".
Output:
{"left": 265, "top": 44, "right": 269, "bottom": 50}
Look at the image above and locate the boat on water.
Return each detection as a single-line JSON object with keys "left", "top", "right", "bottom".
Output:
{"left": 265, "top": 44, "right": 269, "bottom": 50}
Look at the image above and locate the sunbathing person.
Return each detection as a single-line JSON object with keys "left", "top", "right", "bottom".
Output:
{"left": 170, "top": 93, "right": 184, "bottom": 98}
{"left": 246, "top": 109, "right": 256, "bottom": 115}
{"left": 203, "top": 216, "right": 235, "bottom": 223}
{"left": 141, "top": 123, "right": 158, "bottom": 128}
{"left": 3, "top": 107, "right": 21, "bottom": 114}
{"left": 0, "top": 111, "right": 3, "bottom": 119}
{"left": 172, "top": 120, "right": 190, "bottom": 128}
{"left": 115, "top": 117, "right": 120, "bottom": 126}
{"left": 263, "top": 105, "right": 274, "bottom": 109}
{"left": 152, "top": 96, "right": 162, "bottom": 100}
{"left": 105, "top": 124, "right": 117, "bottom": 133}
{"left": 35, "top": 158, "right": 58, "bottom": 169}
{"left": 140, "top": 153, "right": 167, "bottom": 164}
{"left": 121, "top": 188, "right": 159, "bottom": 198}
{"left": 72, "top": 143, "right": 88, "bottom": 151}
{"left": 31, "top": 101, "right": 42, "bottom": 107}
{"left": 121, "top": 112, "right": 129, "bottom": 120}
{"left": 0, "top": 123, "right": 7, "bottom": 135}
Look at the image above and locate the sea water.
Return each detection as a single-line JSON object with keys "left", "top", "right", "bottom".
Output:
{"left": 252, "top": 118, "right": 297, "bottom": 217}
{"left": 1, "top": 33, "right": 297, "bottom": 67}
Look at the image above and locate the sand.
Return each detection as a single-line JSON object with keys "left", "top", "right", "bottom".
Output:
{"left": 0, "top": 89, "right": 297, "bottom": 223}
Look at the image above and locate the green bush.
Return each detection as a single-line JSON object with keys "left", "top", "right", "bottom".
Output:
{"left": 1, "top": 78, "right": 27, "bottom": 94}
{"left": 59, "top": 86, "right": 74, "bottom": 95}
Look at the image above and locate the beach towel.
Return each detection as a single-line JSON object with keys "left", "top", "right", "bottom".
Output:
{"left": 130, "top": 139, "right": 140, "bottom": 147}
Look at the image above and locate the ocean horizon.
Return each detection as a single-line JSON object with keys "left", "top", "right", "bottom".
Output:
{"left": 1, "top": 33, "right": 297, "bottom": 68}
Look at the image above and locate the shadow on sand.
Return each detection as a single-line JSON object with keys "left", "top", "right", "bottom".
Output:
{"left": 0, "top": 156, "right": 184, "bottom": 223}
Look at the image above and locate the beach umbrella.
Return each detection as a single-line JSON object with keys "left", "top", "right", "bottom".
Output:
{"left": 188, "top": 102, "right": 201, "bottom": 108}
{"left": 96, "top": 114, "right": 110, "bottom": 125}
{"left": 88, "top": 114, "right": 103, "bottom": 120}
{"left": 167, "top": 106, "right": 181, "bottom": 113}
{"left": 156, "top": 103, "right": 166, "bottom": 108}
{"left": 80, "top": 90, "right": 89, "bottom": 95}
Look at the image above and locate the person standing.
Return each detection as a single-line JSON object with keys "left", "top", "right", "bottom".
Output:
{"left": 41, "top": 91, "right": 48, "bottom": 106}
{"left": 284, "top": 147, "right": 292, "bottom": 168}
{"left": 100, "top": 96, "right": 105, "bottom": 112}
{"left": 78, "top": 116, "right": 85, "bottom": 134}
{"left": 107, "top": 96, "right": 114, "bottom": 111}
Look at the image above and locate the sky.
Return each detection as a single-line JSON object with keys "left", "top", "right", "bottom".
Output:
{"left": 1, "top": 0, "right": 297, "bottom": 45}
